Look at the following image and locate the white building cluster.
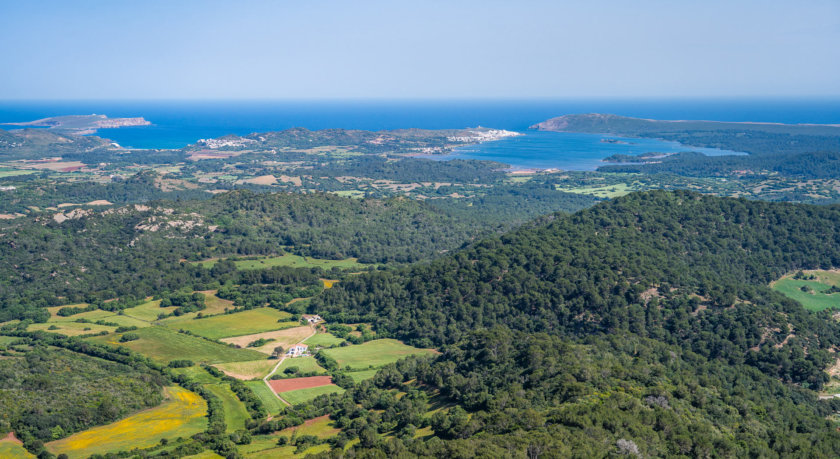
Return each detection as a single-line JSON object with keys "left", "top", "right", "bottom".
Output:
{"left": 447, "top": 129, "right": 521, "bottom": 143}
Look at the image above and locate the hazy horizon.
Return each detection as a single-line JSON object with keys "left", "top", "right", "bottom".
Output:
{"left": 2, "top": 0, "right": 838, "bottom": 100}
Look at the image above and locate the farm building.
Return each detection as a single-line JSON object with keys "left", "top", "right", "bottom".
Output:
{"left": 286, "top": 344, "right": 309, "bottom": 357}
{"left": 303, "top": 314, "right": 323, "bottom": 324}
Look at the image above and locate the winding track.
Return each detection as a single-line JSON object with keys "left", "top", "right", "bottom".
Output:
{"left": 263, "top": 325, "right": 317, "bottom": 406}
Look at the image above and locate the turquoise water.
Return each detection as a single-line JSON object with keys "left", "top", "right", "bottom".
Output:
{"left": 0, "top": 99, "right": 836, "bottom": 169}
{"left": 433, "top": 131, "right": 744, "bottom": 171}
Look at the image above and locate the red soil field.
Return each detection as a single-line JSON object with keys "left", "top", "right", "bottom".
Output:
{"left": 269, "top": 375, "right": 333, "bottom": 393}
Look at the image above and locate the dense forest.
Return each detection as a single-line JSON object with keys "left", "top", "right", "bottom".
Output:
{"left": 599, "top": 150, "right": 840, "bottom": 178}
{"left": 303, "top": 191, "right": 840, "bottom": 456}
{"left": 0, "top": 190, "right": 521, "bottom": 321}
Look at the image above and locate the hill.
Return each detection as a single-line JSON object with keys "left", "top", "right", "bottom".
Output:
{"left": 0, "top": 190, "right": 516, "bottom": 321}
{"left": 531, "top": 113, "right": 840, "bottom": 138}
{"left": 306, "top": 191, "right": 840, "bottom": 456}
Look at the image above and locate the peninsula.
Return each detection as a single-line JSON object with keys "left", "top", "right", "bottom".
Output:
{"left": 3, "top": 114, "right": 151, "bottom": 135}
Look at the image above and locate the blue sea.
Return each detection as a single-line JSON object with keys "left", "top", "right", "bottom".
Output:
{"left": 1, "top": 99, "right": 838, "bottom": 170}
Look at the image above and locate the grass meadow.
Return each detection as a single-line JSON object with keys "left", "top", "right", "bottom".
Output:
{"left": 281, "top": 385, "right": 345, "bottom": 405}
{"left": 47, "top": 386, "right": 206, "bottom": 458}
{"left": 214, "top": 359, "right": 277, "bottom": 380}
{"left": 244, "top": 381, "right": 287, "bottom": 414}
{"left": 164, "top": 308, "right": 294, "bottom": 339}
{"left": 303, "top": 332, "right": 345, "bottom": 347}
{"left": 203, "top": 383, "right": 250, "bottom": 432}
{"left": 772, "top": 270, "right": 840, "bottom": 311}
{"left": 86, "top": 326, "right": 264, "bottom": 364}
{"left": 321, "top": 339, "right": 435, "bottom": 370}
{"left": 275, "top": 356, "right": 328, "bottom": 376}
{"left": 198, "top": 253, "right": 366, "bottom": 271}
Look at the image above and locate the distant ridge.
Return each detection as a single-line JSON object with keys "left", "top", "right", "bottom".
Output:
{"left": 530, "top": 113, "right": 840, "bottom": 136}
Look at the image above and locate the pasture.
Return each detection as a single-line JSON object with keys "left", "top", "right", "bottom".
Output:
{"left": 280, "top": 415, "right": 340, "bottom": 438}
{"left": 221, "top": 325, "right": 313, "bottom": 354}
{"left": 0, "top": 433, "right": 33, "bottom": 458}
{"left": 303, "top": 332, "right": 344, "bottom": 348}
{"left": 159, "top": 291, "right": 234, "bottom": 321}
{"left": 123, "top": 299, "right": 179, "bottom": 322}
{"left": 47, "top": 386, "right": 206, "bottom": 458}
{"left": 203, "top": 383, "right": 250, "bottom": 432}
{"left": 164, "top": 308, "right": 294, "bottom": 340}
{"left": 0, "top": 168, "right": 35, "bottom": 178}
{"left": 86, "top": 326, "right": 265, "bottom": 364}
{"left": 169, "top": 366, "right": 219, "bottom": 384}
{"left": 48, "top": 309, "right": 149, "bottom": 329}
{"left": 281, "top": 385, "right": 345, "bottom": 405}
{"left": 198, "top": 253, "right": 366, "bottom": 271}
{"left": 244, "top": 381, "right": 286, "bottom": 414}
{"left": 555, "top": 182, "right": 636, "bottom": 198}
{"left": 214, "top": 359, "right": 277, "bottom": 380}
{"left": 347, "top": 369, "right": 379, "bottom": 382}
{"left": 28, "top": 321, "right": 115, "bottom": 336}
{"left": 32, "top": 305, "right": 153, "bottom": 337}
{"left": 240, "top": 439, "right": 330, "bottom": 458}
{"left": 321, "top": 339, "right": 436, "bottom": 370}
{"left": 772, "top": 270, "right": 840, "bottom": 311}
{"left": 275, "top": 356, "right": 328, "bottom": 376}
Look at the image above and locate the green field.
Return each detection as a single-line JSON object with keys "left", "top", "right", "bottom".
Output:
{"left": 47, "top": 308, "right": 114, "bottom": 322}
{"left": 104, "top": 314, "right": 153, "bottom": 328}
{"left": 86, "top": 326, "right": 265, "bottom": 364}
{"left": 321, "top": 339, "right": 435, "bottom": 370}
{"left": 346, "top": 369, "right": 379, "bottom": 382}
{"left": 0, "top": 436, "right": 34, "bottom": 458}
{"left": 0, "top": 335, "right": 21, "bottom": 346}
{"left": 160, "top": 291, "right": 235, "bottom": 321}
{"left": 164, "top": 308, "right": 294, "bottom": 339}
{"left": 240, "top": 437, "right": 330, "bottom": 458}
{"left": 198, "top": 253, "right": 367, "bottom": 271}
{"left": 304, "top": 332, "right": 345, "bottom": 348}
{"left": 244, "top": 381, "right": 287, "bottom": 414}
{"left": 0, "top": 169, "right": 35, "bottom": 178}
{"left": 47, "top": 386, "right": 206, "bottom": 458}
{"left": 184, "top": 451, "right": 223, "bottom": 459}
{"left": 281, "top": 384, "right": 345, "bottom": 405}
{"left": 123, "top": 299, "right": 179, "bottom": 322}
{"left": 29, "top": 321, "right": 116, "bottom": 336}
{"left": 555, "top": 182, "right": 637, "bottom": 198}
{"left": 30, "top": 306, "right": 154, "bottom": 337}
{"left": 772, "top": 270, "right": 840, "bottom": 311}
{"left": 332, "top": 190, "right": 365, "bottom": 198}
{"left": 275, "top": 356, "right": 327, "bottom": 376}
{"left": 169, "top": 366, "right": 220, "bottom": 384}
{"left": 203, "top": 383, "right": 250, "bottom": 432}
{"left": 214, "top": 359, "right": 277, "bottom": 380}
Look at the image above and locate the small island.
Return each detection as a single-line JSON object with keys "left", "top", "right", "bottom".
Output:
{"left": 602, "top": 151, "right": 676, "bottom": 163}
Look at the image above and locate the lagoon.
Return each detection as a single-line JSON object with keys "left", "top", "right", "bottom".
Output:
{"left": 428, "top": 130, "right": 745, "bottom": 171}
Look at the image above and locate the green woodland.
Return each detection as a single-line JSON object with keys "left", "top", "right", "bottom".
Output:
{"left": 3, "top": 118, "right": 840, "bottom": 457}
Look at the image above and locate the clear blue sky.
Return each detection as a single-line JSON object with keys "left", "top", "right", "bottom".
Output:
{"left": 1, "top": 0, "right": 838, "bottom": 99}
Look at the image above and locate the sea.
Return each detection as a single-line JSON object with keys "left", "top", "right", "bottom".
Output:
{"left": 1, "top": 99, "right": 838, "bottom": 170}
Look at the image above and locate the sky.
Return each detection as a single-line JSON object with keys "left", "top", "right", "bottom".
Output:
{"left": 1, "top": 0, "right": 838, "bottom": 99}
